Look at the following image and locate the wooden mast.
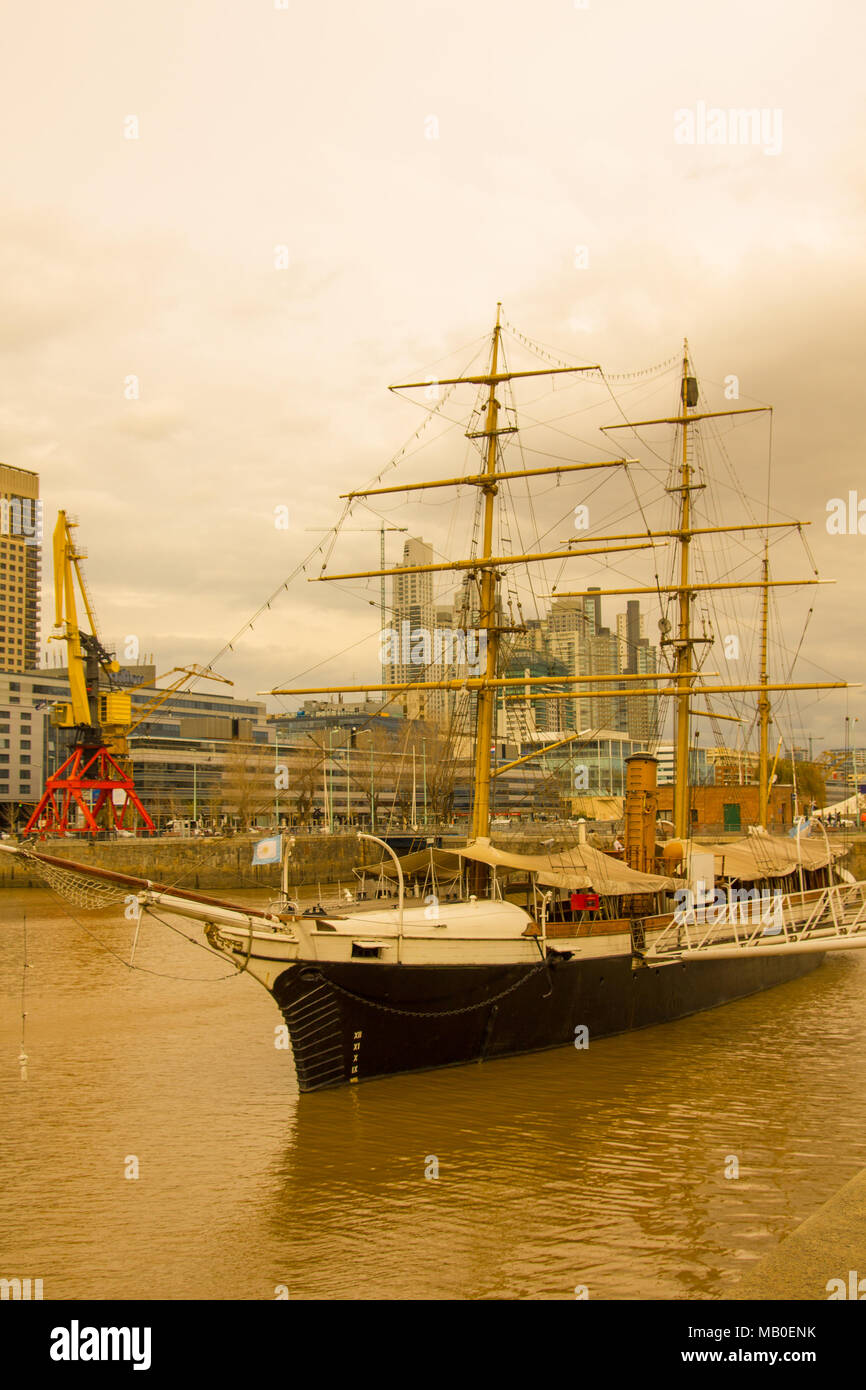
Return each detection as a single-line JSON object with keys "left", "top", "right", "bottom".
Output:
{"left": 757, "top": 539, "right": 771, "bottom": 827}
{"left": 673, "top": 343, "right": 695, "bottom": 840}
{"left": 471, "top": 304, "right": 503, "bottom": 840}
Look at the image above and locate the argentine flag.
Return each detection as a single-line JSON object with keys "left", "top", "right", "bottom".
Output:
{"left": 251, "top": 835, "right": 282, "bottom": 866}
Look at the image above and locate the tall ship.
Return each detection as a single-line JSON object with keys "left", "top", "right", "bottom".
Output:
{"left": 5, "top": 308, "right": 866, "bottom": 1091}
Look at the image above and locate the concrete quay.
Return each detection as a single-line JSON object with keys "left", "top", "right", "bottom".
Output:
{"left": 729, "top": 1167, "right": 866, "bottom": 1301}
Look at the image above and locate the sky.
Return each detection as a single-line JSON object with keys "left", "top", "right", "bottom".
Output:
{"left": 1, "top": 0, "right": 864, "bottom": 752}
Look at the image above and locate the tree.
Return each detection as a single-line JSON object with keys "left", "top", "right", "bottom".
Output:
{"left": 774, "top": 759, "right": 827, "bottom": 809}
{"left": 219, "top": 745, "right": 279, "bottom": 830}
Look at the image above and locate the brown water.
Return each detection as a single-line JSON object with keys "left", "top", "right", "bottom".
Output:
{"left": 2, "top": 887, "right": 866, "bottom": 1301}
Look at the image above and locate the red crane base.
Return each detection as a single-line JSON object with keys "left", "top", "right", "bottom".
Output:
{"left": 24, "top": 746, "right": 156, "bottom": 838}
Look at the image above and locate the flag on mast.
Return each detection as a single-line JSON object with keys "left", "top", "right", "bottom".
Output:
{"left": 251, "top": 835, "right": 282, "bottom": 866}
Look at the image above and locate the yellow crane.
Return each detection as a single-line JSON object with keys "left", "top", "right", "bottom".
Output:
{"left": 26, "top": 512, "right": 230, "bottom": 837}
{"left": 109, "top": 664, "right": 234, "bottom": 767}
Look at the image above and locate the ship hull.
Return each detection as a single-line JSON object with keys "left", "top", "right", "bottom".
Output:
{"left": 272, "top": 948, "right": 825, "bottom": 1092}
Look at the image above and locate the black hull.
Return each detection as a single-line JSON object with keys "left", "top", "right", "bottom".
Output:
{"left": 272, "top": 949, "right": 826, "bottom": 1092}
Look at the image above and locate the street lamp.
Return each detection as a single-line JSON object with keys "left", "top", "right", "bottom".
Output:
{"left": 348, "top": 727, "right": 358, "bottom": 825}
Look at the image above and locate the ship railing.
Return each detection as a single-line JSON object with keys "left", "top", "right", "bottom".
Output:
{"left": 641, "top": 880, "right": 866, "bottom": 962}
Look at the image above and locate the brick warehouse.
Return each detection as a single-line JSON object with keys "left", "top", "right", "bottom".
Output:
{"left": 656, "top": 783, "right": 796, "bottom": 835}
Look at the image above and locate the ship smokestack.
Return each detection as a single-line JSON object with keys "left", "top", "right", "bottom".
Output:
{"left": 624, "top": 753, "right": 658, "bottom": 874}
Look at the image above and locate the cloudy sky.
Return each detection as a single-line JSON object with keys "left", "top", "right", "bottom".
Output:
{"left": 2, "top": 0, "right": 864, "bottom": 751}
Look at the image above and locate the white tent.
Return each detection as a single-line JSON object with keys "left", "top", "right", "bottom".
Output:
{"left": 456, "top": 839, "right": 675, "bottom": 894}
{"left": 676, "top": 833, "right": 846, "bottom": 882}
{"left": 813, "top": 793, "right": 865, "bottom": 821}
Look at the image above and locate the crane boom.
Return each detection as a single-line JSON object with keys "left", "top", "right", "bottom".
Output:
{"left": 53, "top": 512, "right": 92, "bottom": 728}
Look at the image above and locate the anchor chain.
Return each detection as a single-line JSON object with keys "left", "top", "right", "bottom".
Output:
{"left": 305, "top": 961, "right": 551, "bottom": 1018}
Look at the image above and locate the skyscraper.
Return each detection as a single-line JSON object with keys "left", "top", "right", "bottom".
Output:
{"left": 547, "top": 597, "right": 590, "bottom": 730}
{"left": 583, "top": 587, "right": 602, "bottom": 638}
{"left": 585, "top": 625, "right": 626, "bottom": 732}
{"left": 628, "top": 637, "right": 659, "bottom": 741}
{"left": 388, "top": 537, "right": 438, "bottom": 721}
{"left": 0, "top": 465, "right": 41, "bottom": 674}
{"left": 616, "top": 599, "right": 658, "bottom": 740}
{"left": 616, "top": 599, "right": 645, "bottom": 672}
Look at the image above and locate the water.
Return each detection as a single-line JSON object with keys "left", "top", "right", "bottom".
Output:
{"left": 2, "top": 887, "right": 866, "bottom": 1300}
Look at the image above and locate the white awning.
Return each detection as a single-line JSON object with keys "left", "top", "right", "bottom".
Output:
{"left": 457, "top": 839, "right": 674, "bottom": 893}
{"left": 677, "top": 834, "right": 846, "bottom": 882}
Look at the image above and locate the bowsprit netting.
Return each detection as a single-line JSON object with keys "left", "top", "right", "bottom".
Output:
{"left": 19, "top": 851, "right": 128, "bottom": 910}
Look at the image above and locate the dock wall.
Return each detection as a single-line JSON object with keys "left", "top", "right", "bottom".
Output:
{"left": 0, "top": 833, "right": 376, "bottom": 893}
{"left": 3, "top": 831, "right": 866, "bottom": 894}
